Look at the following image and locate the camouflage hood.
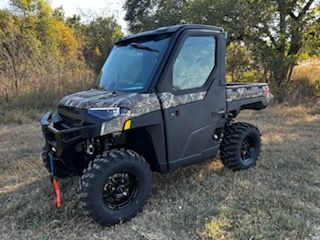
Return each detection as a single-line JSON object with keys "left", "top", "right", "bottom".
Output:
{"left": 59, "top": 89, "right": 160, "bottom": 110}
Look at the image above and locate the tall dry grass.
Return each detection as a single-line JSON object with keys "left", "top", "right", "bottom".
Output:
{"left": 0, "top": 55, "right": 96, "bottom": 123}
{"left": 269, "top": 58, "right": 320, "bottom": 103}
{"left": 291, "top": 58, "right": 320, "bottom": 83}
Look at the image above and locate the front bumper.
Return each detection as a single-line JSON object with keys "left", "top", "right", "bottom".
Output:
{"left": 41, "top": 112, "right": 101, "bottom": 157}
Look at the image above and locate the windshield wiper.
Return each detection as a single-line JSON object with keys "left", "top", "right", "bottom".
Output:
{"left": 129, "top": 42, "right": 160, "bottom": 53}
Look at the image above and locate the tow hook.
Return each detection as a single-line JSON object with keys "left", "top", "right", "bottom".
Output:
{"left": 49, "top": 152, "right": 62, "bottom": 208}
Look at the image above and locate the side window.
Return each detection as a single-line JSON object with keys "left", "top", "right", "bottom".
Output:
{"left": 173, "top": 36, "right": 216, "bottom": 90}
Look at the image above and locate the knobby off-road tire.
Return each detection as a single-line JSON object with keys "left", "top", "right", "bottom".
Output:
{"left": 79, "top": 149, "right": 152, "bottom": 226}
{"left": 220, "top": 122, "right": 261, "bottom": 171}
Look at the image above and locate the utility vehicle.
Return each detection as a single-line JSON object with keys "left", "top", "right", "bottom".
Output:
{"left": 41, "top": 24, "right": 272, "bottom": 225}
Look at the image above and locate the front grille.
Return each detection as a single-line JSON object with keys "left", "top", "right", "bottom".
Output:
{"left": 58, "top": 105, "right": 80, "bottom": 115}
{"left": 58, "top": 105, "right": 83, "bottom": 127}
{"left": 61, "top": 114, "right": 82, "bottom": 127}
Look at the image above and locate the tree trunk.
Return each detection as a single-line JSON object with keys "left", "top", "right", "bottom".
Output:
{"left": 273, "top": 63, "right": 290, "bottom": 86}
{"left": 287, "top": 66, "right": 294, "bottom": 82}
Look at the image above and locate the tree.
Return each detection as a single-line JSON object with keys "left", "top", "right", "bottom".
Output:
{"left": 0, "top": 0, "right": 125, "bottom": 103}
{"left": 0, "top": 0, "right": 86, "bottom": 97}
{"left": 124, "top": 0, "right": 188, "bottom": 33}
{"left": 302, "top": 7, "right": 320, "bottom": 57}
{"left": 124, "top": 0, "right": 320, "bottom": 84}
{"left": 82, "top": 17, "right": 123, "bottom": 72}
{"left": 236, "top": 0, "right": 320, "bottom": 84}
{"left": 227, "top": 43, "right": 263, "bottom": 82}
{"left": 0, "top": 8, "right": 41, "bottom": 95}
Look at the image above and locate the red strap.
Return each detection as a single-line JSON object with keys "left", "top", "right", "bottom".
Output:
{"left": 52, "top": 178, "right": 62, "bottom": 208}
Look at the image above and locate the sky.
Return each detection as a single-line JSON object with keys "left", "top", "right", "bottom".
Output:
{"left": 0, "top": 0, "right": 128, "bottom": 32}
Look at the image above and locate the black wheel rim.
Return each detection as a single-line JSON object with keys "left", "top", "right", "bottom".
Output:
{"left": 240, "top": 136, "right": 256, "bottom": 162}
{"left": 103, "top": 172, "right": 137, "bottom": 209}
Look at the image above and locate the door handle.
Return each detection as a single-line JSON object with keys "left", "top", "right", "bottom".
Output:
{"left": 211, "top": 109, "right": 225, "bottom": 117}
{"left": 169, "top": 109, "right": 179, "bottom": 117}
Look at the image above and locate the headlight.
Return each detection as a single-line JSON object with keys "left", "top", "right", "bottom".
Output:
{"left": 88, "top": 107, "right": 121, "bottom": 119}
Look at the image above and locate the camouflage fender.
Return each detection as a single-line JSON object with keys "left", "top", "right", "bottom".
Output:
{"left": 96, "top": 93, "right": 161, "bottom": 136}
{"left": 158, "top": 91, "right": 207, "bottom": 109}
{"left": 99, "top": 91, "right": 208, "bottom": 135}
{"left": 226, "top": 85, "right": 269, "bottom": 102}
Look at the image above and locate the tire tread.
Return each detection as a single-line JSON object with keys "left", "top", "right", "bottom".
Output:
{"left": 79, "top": 148, "right": 152, "bottom": 225}
{"left": 220, "top": 122, "right": 261, "bottom": 171}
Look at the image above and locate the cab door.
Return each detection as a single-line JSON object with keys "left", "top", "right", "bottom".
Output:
{"left": 157, "top": 29, "right": 227, "bottom": 170}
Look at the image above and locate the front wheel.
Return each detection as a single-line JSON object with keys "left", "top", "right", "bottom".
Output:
{"left": 79, "top": 149, "right": 152, "bottom": 225}
{"left": 220, "top": 122, "right": 261, "bottom": 171}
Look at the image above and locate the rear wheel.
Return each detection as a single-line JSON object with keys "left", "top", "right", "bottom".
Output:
{"left": 79, "top": 149, "right": 152, "bottom": 225}
{"left": 220, "top": 122, "right": 261, "bottom": 170}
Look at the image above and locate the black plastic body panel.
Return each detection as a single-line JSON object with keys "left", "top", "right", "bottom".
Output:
{"left": 41, "top": 112, "right": 101, "bottom": 157}
{"left": 128, "top": 110, "right": 167, "bottom": 171}
{"left": 227, "top": 96, "right": 268, "bottom": 116}
{"left": 156, "top": 27, "right": 227, "bottom": 170}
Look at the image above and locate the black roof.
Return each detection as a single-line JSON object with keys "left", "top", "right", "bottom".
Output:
{"left": 117, "top": 24, "right": 224, "bottom": 44}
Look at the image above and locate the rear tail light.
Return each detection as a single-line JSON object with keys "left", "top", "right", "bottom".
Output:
{"left": 264, "top": 86, "right": 270, "bottom": 98}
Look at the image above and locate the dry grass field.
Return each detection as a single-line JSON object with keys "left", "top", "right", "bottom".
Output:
{"left": 0, "top": 105, "right": 320, "bottom": 240}
{"left": 291, "top": 58, "right": 320, "bottom": 83}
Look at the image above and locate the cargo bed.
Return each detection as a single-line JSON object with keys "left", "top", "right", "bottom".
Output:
{"left": 226, "top": 82, "right": 272, "bottom": 116}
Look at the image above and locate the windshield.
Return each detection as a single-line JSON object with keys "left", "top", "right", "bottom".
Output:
{"left": 97, "top": 35, "right": 171, "bottom": 92}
